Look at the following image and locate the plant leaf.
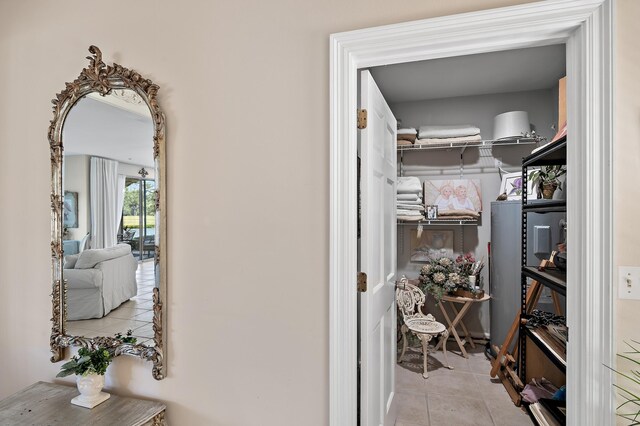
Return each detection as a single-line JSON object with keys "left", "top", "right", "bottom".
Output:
{"left": 75, "top": 355, "right": 91, "bottom": 365}
{"left": 60, "top": 360, "right": 77, "bottom": 370}
{"left": 56, "top": 369, "right": 75, "bottom": 378}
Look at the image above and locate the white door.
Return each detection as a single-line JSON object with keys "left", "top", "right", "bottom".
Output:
{"left": 359, "top": 70, "right": 397, "bottom": 426}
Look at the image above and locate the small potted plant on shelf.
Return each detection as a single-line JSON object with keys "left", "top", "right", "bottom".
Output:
{"left": 57, "top": 346, "right": 113, "bottom": 408}
{"left": 528, "top": 165, "right": 566, "bottom": 199}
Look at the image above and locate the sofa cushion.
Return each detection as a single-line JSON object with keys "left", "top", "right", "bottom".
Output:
{"left": 64, "top": 254, "right": 80, "bottom": 269}
{"left": 75, "top": 244, "right": 132, "bottom": 269}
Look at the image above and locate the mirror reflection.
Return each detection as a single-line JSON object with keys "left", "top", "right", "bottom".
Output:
{"left": 62, "top": 89, "right": 157, "bottom": 346}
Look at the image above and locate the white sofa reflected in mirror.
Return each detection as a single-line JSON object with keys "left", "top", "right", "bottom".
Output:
{"left": 64, "top": 244, "right": 137, "bottom": 321}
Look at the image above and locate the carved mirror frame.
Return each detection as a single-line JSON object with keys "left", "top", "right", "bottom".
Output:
{"left": 49, "top": 46, "right": 166, "bottom": 380}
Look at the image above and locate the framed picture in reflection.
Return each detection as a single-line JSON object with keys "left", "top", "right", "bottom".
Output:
{"left": 64, "top": 191, "right": 78, "bottom": 228}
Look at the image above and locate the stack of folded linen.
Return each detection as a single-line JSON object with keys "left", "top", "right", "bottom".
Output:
{"left": 397, "top": 176, "right": 424, "bottom": 221}
{"left": 397, "top": 128, "right": 417, "bottom": 146}
{"left": 415, "top": 125, "right": 482, "bottom": 145}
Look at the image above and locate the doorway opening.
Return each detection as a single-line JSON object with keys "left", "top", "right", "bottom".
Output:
{"left": 330, "top": 1, "right": 614, "bottom": 425}
{"left": 121, "top": 176, "right": 156, "bottom": 262}
{"left": 360, "top": 43, "right": 567, "bottom": 424}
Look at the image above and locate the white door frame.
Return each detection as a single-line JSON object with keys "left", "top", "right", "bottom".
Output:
{"left": 329, "top": 1, "right": 614, "bottom": 425}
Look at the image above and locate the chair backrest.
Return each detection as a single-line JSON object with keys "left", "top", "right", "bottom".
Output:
{"left": 396, "top": 275, "right": 426, "bottom": 320}
{"left": 79, "top": 233, "right": 91, "bottom": 253}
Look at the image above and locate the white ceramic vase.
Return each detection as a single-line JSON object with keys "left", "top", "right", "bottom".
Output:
{"left": 71, "top": 373, "right": 110, "bottom": 408}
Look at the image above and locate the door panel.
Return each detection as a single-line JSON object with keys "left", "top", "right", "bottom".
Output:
{"left": 359, "top": 70, "right": 397, "bottom": 426}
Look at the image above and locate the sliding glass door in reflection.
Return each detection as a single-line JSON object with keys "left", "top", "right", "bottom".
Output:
{"left": 121, "top": 177, "right": 156, "bottom": 261}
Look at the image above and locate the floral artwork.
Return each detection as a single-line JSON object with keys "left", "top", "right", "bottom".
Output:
{"left": 423, "top": 179, "right": 482, "bottom": 213}
{"left": 499, "top": 171, "right": 536, "bottom": 200}
{"left": 410, "top": 230, "right": 454, "bottom": 262}
{"left": 508, "top": 177, "right": 523, "bottom": 197}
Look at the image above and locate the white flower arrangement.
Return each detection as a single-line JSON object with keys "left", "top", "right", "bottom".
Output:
{"left": 419, "top": 253, "right": 484, "bottom": 301}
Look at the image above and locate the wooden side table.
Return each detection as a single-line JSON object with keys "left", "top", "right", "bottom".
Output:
{"left": 0, "top": 382, "right": 166, "bottom": 425}
{"left": 433, "top": 293, "right": 491, "bottom": 358}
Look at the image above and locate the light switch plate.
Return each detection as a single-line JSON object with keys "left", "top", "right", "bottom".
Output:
{"left": 619, "top": 266, "right": 640, "bottom": 300}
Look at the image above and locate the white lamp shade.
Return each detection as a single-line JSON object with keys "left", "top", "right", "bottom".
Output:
{"left": 493, "top": 111, "right": 530, "bottom": 140}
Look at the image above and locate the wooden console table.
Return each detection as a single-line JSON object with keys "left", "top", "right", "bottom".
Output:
{"left": 0, "top": 381, "right": 166, "bottom": 425}
{"left": 433, "top": 293, "right": 491, "bottom": 358}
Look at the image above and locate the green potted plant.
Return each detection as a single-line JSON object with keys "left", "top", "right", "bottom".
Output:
{"left": 57, "top": 346, "right": 113, "bottom": 408}
{"left": 528, "top": 165, "right": 566, "bottom": 199}
{"left": 608, "top": 340, "right": 640, "bottom": 424}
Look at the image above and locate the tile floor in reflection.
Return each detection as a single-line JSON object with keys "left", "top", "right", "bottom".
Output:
{"left": 65, "top": 260, "right": 156, "bottom": 346}
{"left": 395, "top": 343, "right": 532, "bottom": 426}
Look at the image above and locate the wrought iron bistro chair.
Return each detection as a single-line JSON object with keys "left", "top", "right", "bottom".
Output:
{"left": 396, "top": 276, "right": 453, "bottom": 378}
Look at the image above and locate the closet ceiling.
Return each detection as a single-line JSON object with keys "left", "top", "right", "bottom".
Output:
{"left": 370, "top": 44, "right": 566, "bottom": 103}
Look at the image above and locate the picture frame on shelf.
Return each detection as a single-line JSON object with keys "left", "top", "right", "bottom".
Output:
{"left": 410, "top": 229, "right": 454, "bottom": 262}
{"left": 426, "top": 205, "right": 438, "bottom": 219}
{"left": 499, "top": 171, "right": 536, "bottom": 201}
{"left": 424, "top": 179, "right": 482, "bottom": 213}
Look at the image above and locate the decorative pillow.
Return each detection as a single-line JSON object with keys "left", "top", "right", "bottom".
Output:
{"left": 64, "top": 254, "right": 80, "bottom": 269}
{"left": 75, "top": 244, "right": 132, "bottom": 269}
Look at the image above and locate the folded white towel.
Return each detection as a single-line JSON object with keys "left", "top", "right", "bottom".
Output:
{"left": 397, "top": 204, "right": 424, "bottom": 210}
{"left": 397, "top": 176, "right": 422, "bottom": 194}
{"left": 418, "top": 125, "right": 481, "bottom": 139}
{"left": 415, "top": 134, "right": 483, "bottom": 145}
{"left": 398, "top": 215, "right": 425, "bottom": 222}
{"left": 396, "top": 199, "right": 423, "bottom": 206}
{"left": 397, "top": 128, "right": 417, "bottom": 135}
{"left": 397, "top": 193, "right": 422, "bottom": 201}
{"left": 397, "top": 209, "right": 424, "bottom": 216}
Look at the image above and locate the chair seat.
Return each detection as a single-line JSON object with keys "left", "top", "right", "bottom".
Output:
{"left": 405, "top": 317, "right": 446, "bottom": 335}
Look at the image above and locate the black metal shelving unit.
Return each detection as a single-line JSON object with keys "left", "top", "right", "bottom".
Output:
{"left": 522, "top": 200, "right": 566, "bottom": 213}
{"left": 519, "top": 137, "right": 567, "bottom": 425}
{"left": 523, "top": 326, "right": 566, "bottom": 372}
{"left": 521, "top": 266, "right": 567, "bottom": 296}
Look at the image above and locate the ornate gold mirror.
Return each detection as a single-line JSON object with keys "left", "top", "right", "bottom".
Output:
{"left": 49, "top": 46, "right": 166, "bottom": 379}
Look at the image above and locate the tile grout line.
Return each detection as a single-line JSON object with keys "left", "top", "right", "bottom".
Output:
{"left": 473, "top": 372, "right": 499, "bottom": 426}
{"left": 424, "top": 391, "right": 432, "bottom": 426}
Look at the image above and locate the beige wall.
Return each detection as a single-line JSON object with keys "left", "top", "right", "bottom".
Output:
{"left": 615, "top": 0, "right": 640, "bottom": 422}
{"left": 0, "top": 0, "right": 636, "bottom": 424}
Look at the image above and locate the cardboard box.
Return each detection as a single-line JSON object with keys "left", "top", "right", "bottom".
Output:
{"left": 558, "top": 76, "right": 566, "bottom": 128}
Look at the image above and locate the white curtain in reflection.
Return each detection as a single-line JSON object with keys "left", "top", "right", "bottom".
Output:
{"left": 116, "top": 174, "right": 126, "bottom": 235}
{"left": 90, "top": 156, "right": 119, "bottom": 249}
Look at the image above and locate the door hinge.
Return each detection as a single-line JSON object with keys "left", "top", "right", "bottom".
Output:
{"left": 357, "top": 272, "right": 367, "bottom": 292}
{"left": 357, "top": 109, "right": 367, "bottom": 129}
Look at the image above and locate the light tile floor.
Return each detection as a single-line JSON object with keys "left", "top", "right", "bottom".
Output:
{"left": 395, "top": 342, "right": 532, "bottom": 426}
{"left": 66, "top": 260, "right": 156, "bottom": 346}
